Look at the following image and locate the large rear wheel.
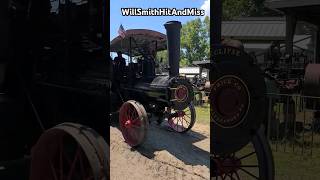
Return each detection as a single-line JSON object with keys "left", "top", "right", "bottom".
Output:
{"left": 119, "top": 100, "right": 148, "bottom": 147}
{"left": 29, "top": 123, "right": 109, "bottom": 180}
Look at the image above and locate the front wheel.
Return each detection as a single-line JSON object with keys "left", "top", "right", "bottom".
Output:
{"left": 168, "top": 103, "right": 196, "bottom": 133}
{"left": 212, "top": 126, "right": 274, "bottom": 180}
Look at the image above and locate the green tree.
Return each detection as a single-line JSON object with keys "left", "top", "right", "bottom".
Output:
{"left": 222, "top": 0, "right": 274, "bottom": 20}
{"left": 180, "top": 17, "right": 209, "bottom": 67}
{"left": 156, "top": 50, "right": 168, "bottom": 64}
{"left": 203, "top": 16, "right": 210, "bottom": 59}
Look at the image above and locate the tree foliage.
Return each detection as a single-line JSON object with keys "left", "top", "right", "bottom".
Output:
{"left": 222, "top": 0, "right": 274, "bottom": 20}
{"left": 180, "top": 17, "right": 210, "bottom": 66}
{"left": 156, "top": 17, "right": 210, "bottom": 68}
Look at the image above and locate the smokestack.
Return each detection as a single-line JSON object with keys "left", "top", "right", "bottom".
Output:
{"left": 164, "top": 21, "right": 182, "bottom": 77}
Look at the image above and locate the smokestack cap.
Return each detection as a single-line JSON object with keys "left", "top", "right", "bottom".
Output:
{"left": 164, "top": 21, "right": 182, "bottom": 28}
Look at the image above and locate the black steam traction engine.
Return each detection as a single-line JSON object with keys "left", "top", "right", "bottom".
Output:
{"left": 110, "top": 21, "right": 196, "bottom": 147}
{"left": 1, "top": 0, "right": 109, "bottom": 179}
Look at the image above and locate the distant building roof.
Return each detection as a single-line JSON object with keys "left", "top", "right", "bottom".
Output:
{"left": 222, "top": 18, "right": 286, "bottom": 41}
{"left": 265, "top": 0, "right": 320, "bottom": 26}
{"left": 265, "top": 0, "right": 320, "bottom": 9}
{"left": 244, "top": 35, "right": 311, "bottom": 52}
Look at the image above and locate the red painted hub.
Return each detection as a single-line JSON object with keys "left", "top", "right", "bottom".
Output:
{"left": 177, "top": 111, "right": 185, "bottom": 117}
{"left": 125, "top": 120, "right": 132, "bottom": 128}
{"left": 211, "top": 75, "right": 250, "bottom": 128}
{"left": 213, "top": 156, "right": 241, "bottom": 176}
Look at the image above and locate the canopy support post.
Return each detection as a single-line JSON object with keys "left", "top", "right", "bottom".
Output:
{"left": 129, "top": 37, "right": 132, "bottom": 64}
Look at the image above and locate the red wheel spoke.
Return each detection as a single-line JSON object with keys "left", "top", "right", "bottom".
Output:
{"left": 181, "top": 116, "right": 185, "bottom": 129}
{"left": 182, "top": 116, "right": 190, "bottom": 126}
{"left": 59, "top": 137, "right": 64, "bottom": 180}
{"left": 79, "top": 149, "right": 87, "bottom": 178}
{"left": 227, "top": 173, "right": 236, "bottom": 180}
{"left": 86, "top": 176, "right": 94, "bottom": 180}
{"left": 234, "top": 171, "right": 241, "bottom": 180}
{"left": 49, "top": 159, "right": 59, "bottom": 180}
{"left": 67, "top": 146, "right": 81, "bottom": 180}
{"left": 184, "top": 114, "right": 191, "bottom": 118}
{"left": 178, "top": 117, "right": 183, "bottom": 131}
{"left": 222, "top": 174, "right": 227, "bottom": 180}
{"left": 63, "top": 149, "right": 73, "bottom": 167}
{"left": 131, "top": 124, "right": 143, "bottom": 128}
{"left": 238, "top": 165, "right": 258, "bottom": 168}
{"left": 176, "top": 117, "right": 180, "bottom": 131}
{"left": 180, "top": 117, "right": 186, "bottom": 131}
{"left": 238, "top": 151, "right": 256, "bottom": 160}
{"left": 128, "top": 128, "right": 138, "bottom": 141}
{"left": 238, "top": 167, "right": 259, "bottom": 179}
{"left": 127, "top": 107, "right": 133, "bottom": 120}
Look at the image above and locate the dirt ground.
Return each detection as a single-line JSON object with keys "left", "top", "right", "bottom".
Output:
{"left": 110, "top": 120, "right": 210, "bottom": 180}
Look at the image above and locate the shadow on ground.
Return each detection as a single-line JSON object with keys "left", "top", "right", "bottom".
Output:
{"left": 110, "top": 115, "right": 210, "bottom": 169}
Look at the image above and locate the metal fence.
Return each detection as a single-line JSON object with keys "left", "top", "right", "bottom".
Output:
{"left": 265, "top": 93, "right": 320, "bottom": 179}
{"left": 193, "top": 90, "right": 209, "bottom": 106}
{"left": 265, "top": 93, "right": 320, "bottom": 156}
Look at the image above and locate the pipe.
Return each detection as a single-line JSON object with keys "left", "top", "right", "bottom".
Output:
{"left": 164, "top": 21, "right": 181, "bottom": 77}
{"left": 0, "top": 1, "right": 9, "bottom": 62}
{"left": 0, "top": 1, "right": 9, "bottom": 89}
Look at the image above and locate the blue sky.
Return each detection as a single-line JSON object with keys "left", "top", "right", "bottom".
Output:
{"left": 110, "top": 0, "right": 210, "bottom": 40}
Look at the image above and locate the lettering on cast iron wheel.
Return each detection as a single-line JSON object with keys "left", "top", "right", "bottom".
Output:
{"left": 210, "top": 75, "right": 250, "bottom": 128}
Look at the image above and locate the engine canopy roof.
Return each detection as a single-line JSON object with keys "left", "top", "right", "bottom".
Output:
{"left": 110, "top": 29, "right": 167, "bottom": 57}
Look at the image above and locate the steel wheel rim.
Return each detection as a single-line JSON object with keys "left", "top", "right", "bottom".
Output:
{"left": 119, "top": 101, "right": 147, "bottom": 147}
{"left": 168, "top": 103, "right": 196, "bottom": 133}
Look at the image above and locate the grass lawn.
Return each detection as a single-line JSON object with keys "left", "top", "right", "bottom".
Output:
{"left": 195, "top": 103, "right": 210, "bottom": 125}
{"left": 194, "top": 102, "right": 320, "bottom": 179}
{"left": 271, "top": 146, "right": 320, "bottom": 179}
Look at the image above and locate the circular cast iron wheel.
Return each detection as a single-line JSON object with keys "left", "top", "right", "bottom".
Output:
{"left": 29, "top": 123, "right": 109, "bottom": 180}
{"left": 212, "top": 126, "right": 274, "bottom": 180}
{"left": 119, "top": 100, "right": 148, "bottom": 147}
{"left": 168, "top": 103, "right": 196, "bottom": 133}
